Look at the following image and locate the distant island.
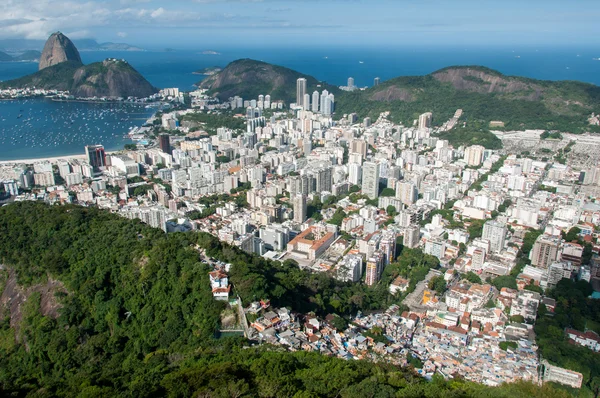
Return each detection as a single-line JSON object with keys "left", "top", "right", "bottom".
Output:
{"left": 200, "top": 50, "right": 221, "bottom": 55}
{"left": 0, "top": 50, "right": 41, "bottom": 63}
{"left": 192, "top": 66, "right": 222, "bottom": 76}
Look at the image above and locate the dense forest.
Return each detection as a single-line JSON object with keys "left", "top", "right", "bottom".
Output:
{"left": 0, "top": 202, "right": 573, "bottom": 396}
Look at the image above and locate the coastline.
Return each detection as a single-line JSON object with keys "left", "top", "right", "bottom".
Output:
{"left": 0, "top": 154, "right": 88, "bottom": 165}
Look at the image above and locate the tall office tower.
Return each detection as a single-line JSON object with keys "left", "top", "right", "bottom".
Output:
{"left": 85, "top": 145, "right": 106, "bottom": 170}
{"left": 312, "top": 91, "right": 320, "bottom": 112}
{"left": 159, "top": 133, "right": 172, "bottom": 155}
{"left": 350, "top": 139, "right": 368, "bottom": 159}
{"left": 531, "top": 235, "right": 561, "bottom": 269}
{"left": 396, "top": 182, "right": 418, "bottom": 205}
{"left": 348, "top": 163, "right": 362, "bottom": 185}
{"left": 328, "top": 93, "right": 335, "bottom": 113}
{"left": 374, "top": 77, "right": 380, "bottom": 86}
{"left": 347, "top": 77, "right": 355, "bottom": 89}
{"left": 293, "top": 193, "right": 307, "bottom": 223}
{"left": 464, "top": 145, "right": 485, "bottom": 167}
{"left": 296, "top": 78, "right": 307, "bottom": 106}
{"left": 418, "top": 112, "right": 433, "bottom": 131}
{"left": 303, "top": 93, "right": 310, "bottom": 111}
{"left": 362, "top": 161, "right": 380, "bottom": 199}
{"left": 482, "top": 220, "right": 507, "bottom": 253}
{"left": 403, "top": 225, "right": 421, "bottom": 248}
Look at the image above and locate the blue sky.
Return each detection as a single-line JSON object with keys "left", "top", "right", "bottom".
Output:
{"left": 1, "top": 0, "right": 599, "bottom": 49}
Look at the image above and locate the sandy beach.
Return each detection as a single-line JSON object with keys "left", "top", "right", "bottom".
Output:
{"left": 0, "top": 154, "right": 88, "bottom": 165}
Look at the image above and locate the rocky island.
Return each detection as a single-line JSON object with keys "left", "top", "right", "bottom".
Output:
{"left": 0, "top": 32, "right": 157, "bottom": 99}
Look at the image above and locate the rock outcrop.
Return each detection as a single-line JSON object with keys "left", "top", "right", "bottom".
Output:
{"left": 71, "top": 59, "right": 157, "bottom": 98}
{"left": 1, "top": 32, "right": 157, "bottom": 98}
{"left": 38, "top": 32, "right": 83, "bottom": 71}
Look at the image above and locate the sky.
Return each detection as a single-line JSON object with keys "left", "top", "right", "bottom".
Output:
{"left": 1, "top": 0, "right": 599, "bottom": 49}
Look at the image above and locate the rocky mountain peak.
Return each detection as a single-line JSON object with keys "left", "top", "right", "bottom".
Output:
{"left": 38, "top": 32, "right": 82, "bottom": 71}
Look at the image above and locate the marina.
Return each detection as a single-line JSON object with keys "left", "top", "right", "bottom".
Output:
{"left": 0, "top": 98, "right": 156, "bottom": 161}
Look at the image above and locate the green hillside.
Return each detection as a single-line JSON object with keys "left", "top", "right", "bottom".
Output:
{"left": 0, "top": 202, "right": 572, "bottom": 397}
{"left": 335, "top": 66, "right": 600, "bottom": 133}
{"left": 199, "top": 58, "right": 337, "bottom": 103}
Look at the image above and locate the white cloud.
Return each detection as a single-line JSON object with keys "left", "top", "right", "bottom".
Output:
{"left": 117, "top": 31, "right": 128, "bottom": 37}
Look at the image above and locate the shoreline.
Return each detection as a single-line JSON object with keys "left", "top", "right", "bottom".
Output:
{"left": 0, "top": 154, "right": 88, "bottom": 165}
{"left": 0, "top": 151, "right": 120, "bottom": 165}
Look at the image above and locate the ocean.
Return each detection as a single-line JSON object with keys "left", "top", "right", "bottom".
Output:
{"left": 0, "top": 45, "right": 599, "bottom": 160}
{"left": 0, "top": 99, "right": 154, "bottom": 161}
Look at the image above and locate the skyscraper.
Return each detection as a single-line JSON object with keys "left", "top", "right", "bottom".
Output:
{"left": 347, "top": 77, "right": 355, "bottom": 89}
{"left": 303, "top": 93, "right": 310, "bottom": 111}
{"left": 362, "top": 161, "right": 380, "bottom": 199}
{"left": 293, "top": 194, "right": 307, "bottom": 223}
{"left": 159, "top": 133, "right": 172, "bottom": 155}
{"left": 296, "top": 78, "right": 307, "bottom": 106}
{"left": 374, "top": 77, "right": 380, "bottom": 86}
{"left": 311, "top": 91, "right": 320, "bottom": 112}
{"left": 85, "top": 145, "right": 106, "bottom": 170}
{"left": 482, "top": 220, "right": 507, "bottom": 253}
{"left": 320, "top": 90, "right": 331, "bottom": 115}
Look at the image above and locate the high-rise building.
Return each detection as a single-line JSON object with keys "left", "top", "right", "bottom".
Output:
{"left": 320, "top": 90, "right": 333, "bottom": 115}
{"left": 348, "top": 77, "right": 355, "bottom": 89}
{"left": 159, "top": 134, "right": 172, "bottom": 155}
{"left": 464, "top": 145, "right": 485, "bottom": 167}
{"left": 471, "top": 248, "right": 486, "bottom": 271}
{"left": 380, "top": 231, "right": 397, "bottom": 265}
{"left": 303, "top": 93, "right": 310, "bottom": 111}
{"left": 374, "top": 77, "right": 380, "bottom": 86}
{"left": 403, "top": 225, "right": 420, "bottom": 248}
{"left": 365, "top": 251, "right": 384, "bottom": 286}
{"left": 293, "top": 193, "right": 307, "bottom": 223}
{"left": 350, "top": 139, "right": 368, "bottom": 159}
{"left": 482, "top": 220, "right": 507, "bottom": 253}
{"left": 311, "top": 91, "right": 320, "bottom": 112}
{"left": 315, "top": 167, "right": 333, "bottom": 193}
{"left": 348, "top": 163, "right": 362, "bottom": 185}
{"left": 396, "top": 182, "right": 418, "bottom": 205}
{"left": 425, "top": 238, "right": 446, "bottom": 260}
{"left": 530, "top": 235, "right": 561, "bottom": 269}
{"left": 296, "top": 78, "right": 307, "bottom": 106}
{"left": 85, "top": 145, "right": 106, "bottom": 170}
{"left": 418, "top": 112, "right": 433, "bottom": 131}
{"left": 362, "top": 161, "right": 380, "bottom": 199}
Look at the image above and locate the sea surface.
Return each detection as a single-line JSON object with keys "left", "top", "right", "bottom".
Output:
{"left": 1, "top": 45, "right": 599, "bottom": 160}
{"left": 0, "top": 99, "right": 154, "bottom": 161}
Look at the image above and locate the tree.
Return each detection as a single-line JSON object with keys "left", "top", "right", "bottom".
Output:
{"left": 386, "top": 205, "right": 397, "bottom": 217}
{"left": 463, "top": 271, "right": 482, "bottom": 284}
{"left": 380, "top": 188, "right": 395, "bottom": 197}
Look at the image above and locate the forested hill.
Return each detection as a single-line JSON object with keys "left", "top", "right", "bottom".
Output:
{"left": 336, "top": 66, "right": 600, "bottom": 133}
{"left": 199, "top": 59, "right": 337, "bottom": 103}
{"left": 203, "top": 59, "right": 600, "bottom": 133}
{"left": 0, "top": 202, "right": 570, "bottom": 396}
